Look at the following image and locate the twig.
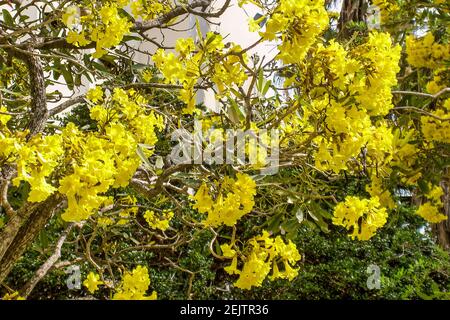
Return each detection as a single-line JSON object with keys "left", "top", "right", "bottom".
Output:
{"left": 392, "top": 88, "right": 450, "bottom": 99}
{"left": 394, "top": 106, "right": 450, "bottom": 121}
{"left": 0, "top": 179, "right": 16, "bottom": 217}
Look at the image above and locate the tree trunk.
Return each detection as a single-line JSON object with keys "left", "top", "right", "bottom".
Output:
{"left": 0, "top": 194, "right": 63, "bottom": 283}
{"left": 432, "top": 179, "right": 450, "bottom": 250}
{"left": 338, "top": 0, "right": 368, "bottom": 36}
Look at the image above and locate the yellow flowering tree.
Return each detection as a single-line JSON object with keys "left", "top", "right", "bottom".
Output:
{"left": 0, "top": 0, "right": 449, "bottom": 299}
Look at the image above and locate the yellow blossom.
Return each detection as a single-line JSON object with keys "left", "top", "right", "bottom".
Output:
{"left": 83, "top": 272, "right": 103, "bottom": 294}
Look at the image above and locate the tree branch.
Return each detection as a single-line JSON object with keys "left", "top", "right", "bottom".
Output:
{"left": 0, "top": 179, "right": 16, "bottom": 217}
{"left": 20, "top": 223, "right": 75, "bottom": 298}
{"left": 49, "top": 96, "right": 85, "bottom": 117}
{"left": 120, "top": 82, "right": 210, "bottom": 90}
{"left": 392, "top": 88, "right": 450, "bottom": 99}
{"left": 133, "top": 0, "right": 212, "bottom": 31}
{"left": 5, "top": 47, "right": 48, "bottom": 138}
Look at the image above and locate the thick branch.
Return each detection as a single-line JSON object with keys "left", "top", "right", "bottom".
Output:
{"left": 49, "top": 96, "right": 85, "bottom": 117}
{"left": 6, "top": 48, "right": 48, "bottom": 137}
{"left": 0, "top": 194, "right": 64, "bottom": 284}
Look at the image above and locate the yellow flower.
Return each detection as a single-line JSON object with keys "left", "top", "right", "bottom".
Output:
{"left": 113, "top": 266, "right": 157, "bottom": 300}
{"left": 406, "top": 33, "right": 450, "bottom": 69}
{"left": 66, "top": 30, "right": 91, "bottom": 46}
{"left": 62, "top": 6, "right": 79, "bottom": 29}
{"left": 0, "top": 106, "right": 12, "bottom": 125}
{"left": 248, "top": 16, "right": 264, "bottom": 32}
{"left": 416, "top": 203, "right": 447, "bottom": 223}
{"left": 143, "top": 210, "right": 174, "bottom": 231}
{"left": 220, "top": 243, "right": 236, "bottom": 258}
{"left": 193, "top": 174, "right": 257, "bottom": 227}
{"left": 427, "top": 184, "right": 444, "bottom": 205}
{"left": 83, "top": 272, "right": 103, "bottom": 294}
{"left": 261, "top": 0, "right": 329, "bottom": 64}
{"left": 97, "top": 216, "right": 114, "bottom": 228}
{"left": 86, "top": 86, "right": 104, "bottom": 103}
{"left": 332, "top": 196, "right": 388, "bottom": 240}
{"left": 222, "top": 231, "right": 301, "bottom": 290}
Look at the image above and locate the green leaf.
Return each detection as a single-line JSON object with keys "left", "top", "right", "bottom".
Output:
{"left": 417, "top": 179, "right": 429, "bottom": 194}
{"left": 2, "top": 9, "right": 14, "bottom": 26}
{"left": 281, "top": 218, "right": 299, "bottom": 239}
{"left": 262, "top": 79, "right": 272, "bottom": 96}
{"left": 91, "top": 61, "right": 110, "bottom": 74}
{"left": 131, "top": 62, "right": 149, "bottom": 70}
{"left": 122, "top": 35, "right": 143, "bottom": 43}
{"left": 52, "top": 70, "right": 61, "bottom": 81}
{"left": 229, "top": 87, "right": 243, "bottom": 100}
{"left": 257, "top": 68, "right": 264, "bottom": 92}
{"left": 19, "top": 15, "right": 30, "bottom": 23}
{"left": 266, "top": 213, "right": 283, "bottom": 233}
{"left": 195, "top": 18, "right": 204, "bottom": 44}
{"left": 61, "top": 65, "right": 74, "bottom": 90}
{"left": 227, "top": 98, "right": 243, "bottom": 124}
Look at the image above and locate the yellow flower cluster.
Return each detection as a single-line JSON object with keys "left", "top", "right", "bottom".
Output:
{"left": 416, "top": 184, "right": 447, "bottom": 223}
{"left": 406, "top": 33, "right": 450, "bottom": 69}
{"left": 13, "top": 135, "right": 64, "bottom": 202}
{"left": 0, "top": 121, "right": 19, "bottom": 160}
{"left": 245, "top": 122, "right": 272, "bottom": 169}
{"left": 221, "top": 231, "right": 301, "bottom": 290}
{"left": 292, "top": 32, "right": 401, "bottom": 173}
{"left": 113, "top": 265, "right": 157, "bottom": 300}
{"left": 192, "top": 173, "right": 256, "bottom": 227}
{"left": 143, "top": 209, "right": 174, "bottom": 231}
{"left": 332, "top": 196, "right": 388, "bottom": 240}
{"left": 64, "top": 4, "right": 132, "bottom": 58}
{"left": 417, "top": 203, "right": 447, "bottom": 224}
{"left": 261, "top": 0, "right": 329, "bottom": 64}
{"left": 355, "top": 32, "right": 402, "bottom": 116}
{"left": 1, "top": 107, "right": 68, "bottom": 203}
{"left": 152, "top": 33, "right": 248, "bottom": 114}
{"left": 130, "top": 0, "right": 170, "bottom": 20}
{"left": 421, "top": 98, "right": 450, "bottom": 144}
{"left": 58, "top": 87, "right": 163, "bottom": 222}
{"left": 0, "top": 110, "right": 22, "bottom": 172}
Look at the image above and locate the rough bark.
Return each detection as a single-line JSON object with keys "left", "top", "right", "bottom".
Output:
{"left": 0, "top": 194, "right": 64, "bottom": 284}
{"left": 338, "top": 0, "right": 368, "bottom": 36}
{"left": 19, "top": 52, "right": 49, "bottom": 137}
